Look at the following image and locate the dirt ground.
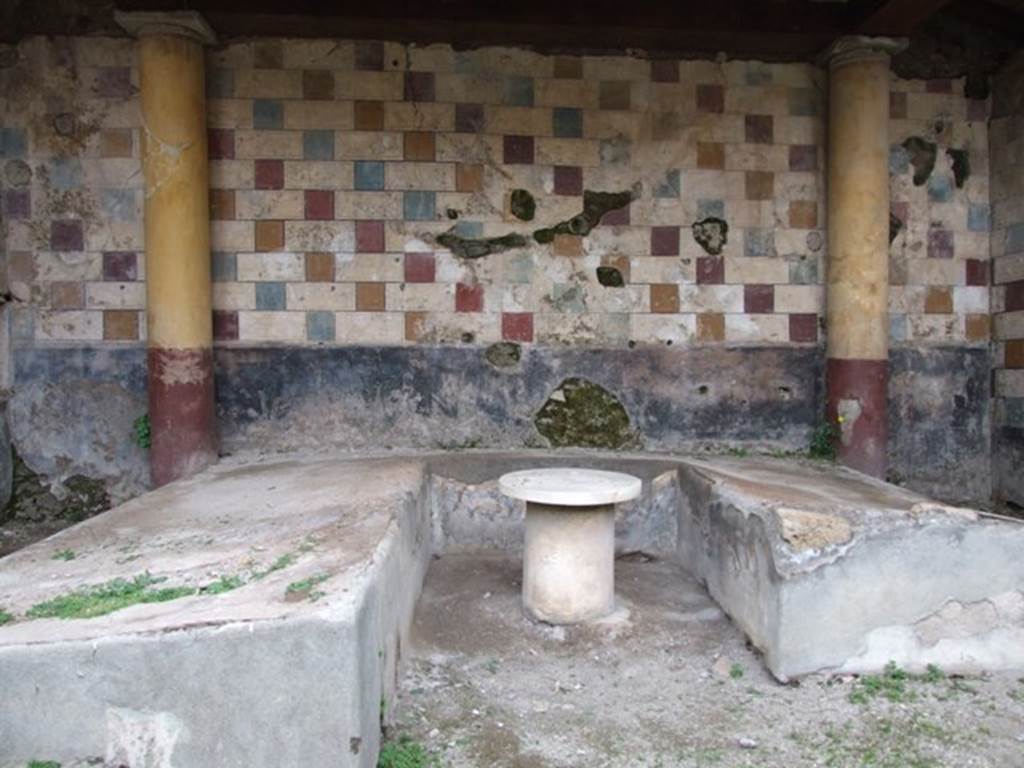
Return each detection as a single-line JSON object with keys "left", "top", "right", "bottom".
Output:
{"left": 389, "top": 554, "right": 1024, "bottom": 768}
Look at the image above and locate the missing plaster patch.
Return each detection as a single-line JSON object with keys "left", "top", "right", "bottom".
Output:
{"left": 946, "top": 148, "right": 970, "bottom": 188}
{"left": 533, "top": 187, "right": 638, "bottom": 243}
{"left": 776, "top": 507, "right": 852, "bottom": 552}
{"left": 889, "top": 211, "right": 903, "bottom": 244}
{"left": 914, "top": 592, "right": 1024, "bottom": 647}
{"left": 692, "top": 217, "right": 729, "bottom": 255}
{"left": 902, "top": 137, "right": 937, "bottom": 186}
{"left": 509, "top": 189, "right": 536, "bottom": 221}
{"left": 534, "top": 377, "right": 637, "bottom": 450}
{"left": 596, "top": 266, "right": 624, "bottom": 287}
{"left": 435, "top": 231, "right": 529, "bottom": 260}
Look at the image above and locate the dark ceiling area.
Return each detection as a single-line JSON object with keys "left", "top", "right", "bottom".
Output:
{"left": 2, "top": 0, "right": 1023, "bottom": 82}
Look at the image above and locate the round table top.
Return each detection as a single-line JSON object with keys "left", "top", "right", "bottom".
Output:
{"left": 498, "top": 468, "right": 642, "bottom": 507}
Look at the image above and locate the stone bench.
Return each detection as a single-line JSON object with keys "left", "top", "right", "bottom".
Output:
{"left": 1, "top": 450, "right": 1022, "bottom": 767}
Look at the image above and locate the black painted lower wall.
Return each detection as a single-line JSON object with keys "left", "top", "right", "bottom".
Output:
{"left": 994, "top": 426, "right": 1024, "bottom": 507}
{"left": 887, "top": 346, "right": 992, "bottom": 504}
{"left": 8, "top": 342, "right": 991, "bottom": 504}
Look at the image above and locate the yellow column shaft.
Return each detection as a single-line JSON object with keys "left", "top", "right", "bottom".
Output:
{"left": 826, "top": 50, "right": 891, "bottom": 362}
{"left": 139, "top": 34, "right": 211, "bottom": 350}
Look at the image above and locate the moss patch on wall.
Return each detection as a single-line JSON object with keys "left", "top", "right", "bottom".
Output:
{"left": 534, "top": 378, "right": 637, "bottom": 449}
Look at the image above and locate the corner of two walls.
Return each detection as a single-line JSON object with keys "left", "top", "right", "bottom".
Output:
{"left": 990, "top": 50, "right": 1024, "bottom": 507}
{"left": 0, "top": 35, "right": 1002, "bottom": 506}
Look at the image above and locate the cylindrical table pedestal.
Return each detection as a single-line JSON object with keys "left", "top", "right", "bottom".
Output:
{"left": 523, "top": 502, "right": 615, "bottom": 624}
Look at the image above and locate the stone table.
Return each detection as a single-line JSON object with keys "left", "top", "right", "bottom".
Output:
{"left": 499, "top": 468, "right": 642, "bottom": 624}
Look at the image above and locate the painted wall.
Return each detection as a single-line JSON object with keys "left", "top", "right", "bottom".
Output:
{"left": 0, "top": 36, "right": 996, "bottom": 503}
{"left": 887, "top": 73, "right": 993, "bottom": 502}
{"left": 990, "top": 51, "right": 1024, "bottom": 507}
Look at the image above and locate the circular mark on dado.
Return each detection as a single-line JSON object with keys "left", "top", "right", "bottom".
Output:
{"left": 4, "top": 160, "right": 31, "bottom": 188}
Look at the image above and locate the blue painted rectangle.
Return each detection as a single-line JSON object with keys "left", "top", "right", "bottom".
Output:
{"left": 404, "top": 191, "right": 436, "bottom": 221}
{"left": 354, "top": 160, "right": 385, "bottom": 191}
{"left": 255, "top": 282, "right": 286, "bottom": 311}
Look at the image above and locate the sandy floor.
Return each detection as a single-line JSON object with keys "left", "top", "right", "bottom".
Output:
{"left": 389, "top": 554, "right": 1024, "bottom": 768}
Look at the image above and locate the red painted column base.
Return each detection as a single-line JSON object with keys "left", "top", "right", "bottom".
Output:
{"left": 147, "top": 347, "right": 218, "bottom": 487}
{"left": 826, "top": 357, "right": 888, "bottom": 479}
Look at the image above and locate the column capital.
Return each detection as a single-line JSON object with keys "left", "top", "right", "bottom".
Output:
{"left": 115, "top": 10, "right": 217, "bottom": 45}
{"left": 824, "top": 35, "right": 906, "bottom": 69}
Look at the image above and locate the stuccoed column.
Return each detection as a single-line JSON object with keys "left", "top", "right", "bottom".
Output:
{"left": 825, "top": 36, "right": 905, "bottom": 478}
{"left": 118, "top": 12, "right": 218, "bottom": 486}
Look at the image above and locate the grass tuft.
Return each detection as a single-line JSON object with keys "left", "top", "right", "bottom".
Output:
{"left": 849, "top": 662, "right": 955, "bottom": 705}
{"left": 285, "top": 572, "right": 329, "bottom": 602}
{"left": 0, "top": 608, "right": 13, "bottom": 625}
{"left": 28, "top": 761, "right": 61, "bottom": 768}
{"left": 199, "top": 575, "right": 244, "bottom": 595}
{"left": 51, "top": 549, "right": 76, "bottom": 561}
{"left": 253, "top": 552, "right": 297, "bottom": 579}
{"left": 26, "top": 573, "right": 195, "bottom": 620}
{"left": 377, "top": 736, "right": 439, "bottom": 768}
{"left": 808, "top": 421, "right": 839, "bottom": 461}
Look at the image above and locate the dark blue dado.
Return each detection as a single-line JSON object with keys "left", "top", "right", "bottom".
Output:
{"left": 213, "top": 344, "right": 825, "bottom": 450}
{"left": 887, "top": 346, "right": 992, "bottom": 504}
{"left": 8, "top": 342, "right": 993, "bottom": 504}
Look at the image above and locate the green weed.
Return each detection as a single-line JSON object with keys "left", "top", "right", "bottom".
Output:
{"left": 816, "top": 713, "right": 952, "bottom": 768}
{"left": 27, "top": 761, "right": 61, "bottom": 768}
{"left": 920, "top": 664, "right": 945, "bottom": 683}
{"left": 849, "top": 663, "right": 956, "bottom": 704}
{"left": 254, "top": 552, "right": 296, "bottom": 579}
{"left": 0, "top": 608, "right": 13, "bottom": 625}
{"left": 808, "top": 420, "right": 839, "bottom": 461}
{"left": 132, "top": 414, "right": 151, "bottom": 450}
{"left": 729, "top": 663, "right": 745, "bottom": 679}
{"left": 27, "top": 573, "right": 194, "bottom": 619}
{"left": 51, "top": 549, "right": 76, "bottom": 561}
{"left": 377, "top": 736, "right": 439, "bottom": 768}
{"left": 285, "top": 572, "right": 329, "bottom": 601}
{"left": 25, "top": 570, "right": 246, "bottom": 620}
{"left": 199, "top": 575, "right": 243, "bottom": 595}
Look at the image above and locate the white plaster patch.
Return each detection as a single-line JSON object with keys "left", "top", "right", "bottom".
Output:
{"left": 839, "top": 623, "right": 1024, "bottom": 676}
{"left": 908, "top": 501, "right": 979, "bottom": 522}
{"left": 106, "top": 707, "right": 187, "bottom": 768}
{"left": 837, "top": 398, "right": 861, "bottom": 446}
{"left": 403, "top": 237, "right": 432, "bottom": 253}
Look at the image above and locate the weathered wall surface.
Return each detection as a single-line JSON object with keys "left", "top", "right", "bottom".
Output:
{"left": 887, "top": 74, "right": 993, "bottom": 501}
{"left": 990, "top": 51, "right": 1024, "bottom": 507}
{"left": 0, "top": 34, "right": 998, "bottom": 503}
{"left": 888, "top": 347, "right": 990, "bottom": 503}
